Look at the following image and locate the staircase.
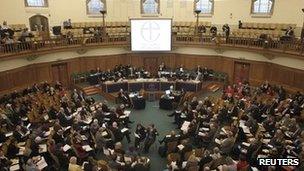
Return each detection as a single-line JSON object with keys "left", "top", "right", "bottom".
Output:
{"left": 83, "top": 86, "right": 101, "bottom": 96}
{"left": 73, "top": 84, "right": 101, "bottom": 96}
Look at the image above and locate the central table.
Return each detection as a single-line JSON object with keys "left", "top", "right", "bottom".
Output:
{"left": 102, "top": 79, "right": 202, "bottom": 93}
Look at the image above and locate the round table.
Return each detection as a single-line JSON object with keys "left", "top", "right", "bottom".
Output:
{"left": 159, "top": 97, "right": 174, "bottom": 110}
{"left": 132, "top": 97, "right": 146, "bottom": 110}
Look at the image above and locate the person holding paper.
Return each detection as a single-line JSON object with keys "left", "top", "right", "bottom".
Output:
{"left": 0, "top": 150, "right": 11, "bottom": 170}
{"left": 134, "top": 124, "right": 147, "bottom": 148}
{"left": 6, "top": 139, "right": 19, "bottom": 159}
{"left": 220, "top": 132, "right": 236, "bottom": 155}
{"left": 158, "top": 130, "right": 178, "bottom": 145}
{"left": 25, "top": 159, "right": 40, "bottom": 171}
{"left": 143, "top": 124, "right": 158, "bottom": 153}
{"left": 118, "top": 89, "right": 132, "bottom": 107}
{"left": 110, "top": 122, "right": 131, "bottom": 144}
{"left": 71, "top": 133, "right": 89, "bottom": 159}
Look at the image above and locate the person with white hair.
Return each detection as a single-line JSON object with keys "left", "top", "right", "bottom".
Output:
{"left": 110, "top": 122, "right": 131, "bottom": 143}
{"left": 68, "top": 156, "right": 82, "bottom": 171}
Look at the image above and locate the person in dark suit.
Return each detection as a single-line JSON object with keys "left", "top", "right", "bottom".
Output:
{"left": 6, "top": 139, "right": 19, "bottom": 159}
{"left": 0, "top": 149, "right": 11, "bottom": 170}
{"left": 57, "top": 108, "right": 73, "bottom": 127}
{"left": 222, "top": 24, "right": 230, "bottom": 41}
{"left": 52, "top": 128, "right": 65, "bottom": 144}
{"left": 158, "top": 62, "right": 166, "bottom": 71}
{"left": 131, "top": 157, "right": 150, "bottom": 171}
{"left": 110, "top": 122, "right": 131, "bottom": 143}
{"left": 117, "top": 89, "right": 132, "bottom": 107}
{"left": 285, "top": 26, "right": 295, "bottom": 37}
{"left": 200, "top": 123, "right": 217, "bottom": 147}
{"left": 134, "top": 124, "right": 147, "bottom": 148}
{"left": 143, "top": 124, "right": 158, "bottom": 153}
{"left": 210, "top": 26, "right": 217, "bottom": 37}
{"left": 159, "top": 130, "right": 179, "bottom": 145}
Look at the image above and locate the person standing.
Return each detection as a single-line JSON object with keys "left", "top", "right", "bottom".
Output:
{"left": 143, "top": 124, "right": 158, "bottom": 153}
{"left": 222, "top": 24, "right": 230, "bottom": 42}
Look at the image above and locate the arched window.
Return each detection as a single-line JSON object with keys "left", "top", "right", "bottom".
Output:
{"left": 251, "top": 0, "right": 274, "bottom": 15}
{"left": 194, "top": 0, "right": 214, "bottom": 14}
{"left": 25, "top": 0, "right": 48, "bottom": 7}
{"left": 86, "top": 0, "right": 106, "bottom": 15}
{"left": 141, "top": 0, "right": 160, "bottom": 15}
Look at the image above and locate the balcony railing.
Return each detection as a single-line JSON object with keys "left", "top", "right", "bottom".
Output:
{"left": 0, "top": 34, "right": 303, "bottom": 59}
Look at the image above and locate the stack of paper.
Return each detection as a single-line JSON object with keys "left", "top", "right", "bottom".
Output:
{"left": 124, "top": 156, "right": 132, "bottom": 162}
{"left": 181, "top": 121, "right": 190, "bottom": 132}
{"left": 36, "top": 157, "right": 48, "bottom": 170}
{"left": 9, "top": 164, "right": 20, "bottom": 171}
{"left": 101, "top": 131, "right": 108, "bottom": 137}
{"left": 124, "top": 110, "right": 131, "bottom": 116}
{"left": 242, "top": 142, "right": 250, "bottom": 147}
{"left": 177, "top": 144, "right": 184, "bottom": 150}
{"left": 39, "top": 144, "right": 47, "bottom": 153}
{"left": 215, "top": 138, "right": 221, "bottom": 145}
{"left": 5, "top": 132, "right": 13, "bottom": 137}
{"left": 63, "top": 144, "right": 71, "bottom": 152}
{"left": 82, "top": 145, "right": 93, "bottom": 152}
{"left": 121, "top": 128, "right": 129, "bottom": 133}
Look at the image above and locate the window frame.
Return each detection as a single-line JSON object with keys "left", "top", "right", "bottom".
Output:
{"left": 86, "top": 0, "right": 107, "bottom": 16}
{"left": 140, "top": 0, "right": 160, "bottom": 17}
{"left": 193, "top": 0, "right": 214, "bottom": 17}
{"left": 24, "top": 0, "right": 48, "bottom": 7}
{"left": 251, "top": 0, "right": 274, "bottom": 17}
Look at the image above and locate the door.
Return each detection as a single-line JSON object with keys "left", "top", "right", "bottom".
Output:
{"left": 143, "top": 57, "right": 158, "bottom": 75}
{"left": 234, "top": 62, "right": 250, "bottom": 83}
{"left": 29, "top": 15, "right": 49, "bottom": 39}
{"left": 51, "top": 63, "right": 69, "bottom": 87}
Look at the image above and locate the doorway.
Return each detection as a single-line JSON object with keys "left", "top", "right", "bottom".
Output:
{"left": 51, "top": 63, "right": 69, "bottom": 87}
{"left": 29, "top": 15, "right": 49, "bottom": 38}
{"left": 234, "top": 62, "right": 250, "bottom": 83}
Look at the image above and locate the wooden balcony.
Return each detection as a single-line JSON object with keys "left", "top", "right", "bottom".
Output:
{"left": 0, "top": 35, "right": 303, "bottom": 60}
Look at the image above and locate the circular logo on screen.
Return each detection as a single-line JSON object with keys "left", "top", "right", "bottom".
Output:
{"left": 140, "top": 21, "right": 160, "bottom": 42}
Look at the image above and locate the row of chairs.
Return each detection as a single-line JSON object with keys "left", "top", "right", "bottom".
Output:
{"left": 241, "top": 22, "right": 297, "bottom": 31}
{"left": 107, "top": 28, "right": 129, "bottom": 37}
{"left": 71, "top": 22, "right": 129, "bottom": 28}
{"left": 173, "top": 21, "right": 212, "bottom": 28}
{"left": 8, "top": 24, "right": 27, "bottom": 31}
{"left": 11, "top": 31, "right": 43, "bottom": 41}
{"left": 61, "top": 29, "right": 85, "bottom": 37}
{"left": 231, "top": 29, "right": 284, "bottom": 39}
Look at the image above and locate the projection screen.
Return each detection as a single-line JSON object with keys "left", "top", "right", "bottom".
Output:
{"left": 131, "top": 19, "right": 172, "bottom": 51}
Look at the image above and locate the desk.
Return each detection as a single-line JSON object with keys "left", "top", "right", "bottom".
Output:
{"left": 88, "top": 73, "right": 101, "bottom": 85}
{"left": 132, "top": 97, "right": 146, "bottom": 109}
{"left": 175, "top": 81, "right": 202, "bottom": 92}
{"left": 159, "top": 97, "right": 174, "bottom": 110}
{"left": 102, "top": 79, "right": 202, "bottom": 93}
{"left": 102, "top": 81, "right": 128, "bottom": 93}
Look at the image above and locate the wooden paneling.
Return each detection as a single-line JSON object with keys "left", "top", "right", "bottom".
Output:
{"left": 0, "top": 53, "right": 303, "bottom": 95}
{"left": 36, "top": 65, "right": 51, "bottom": 83}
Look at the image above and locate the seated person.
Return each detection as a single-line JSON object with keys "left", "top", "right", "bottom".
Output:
{"left": 131, "top": 156, "right": 150, "bottom": 171}
{"left": 158, "top": 62, "right": 167, "bottom": 71}
{"left": 285, "top": 26, "right": 295, "bottom": 37}
{"left": 159, "top": 130, "right": 179, "bottom": 145}
{"left": 117, "top": 89, "right": 132, "bottom": 107}
{"left": 110, "top": 122, "right": 131, "bottom": 143}
{"left": 210, "top": 26, "right": 217, "bottom": 37}
{"left": 68, "top": 156, "right": 83, "bottom": 171}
